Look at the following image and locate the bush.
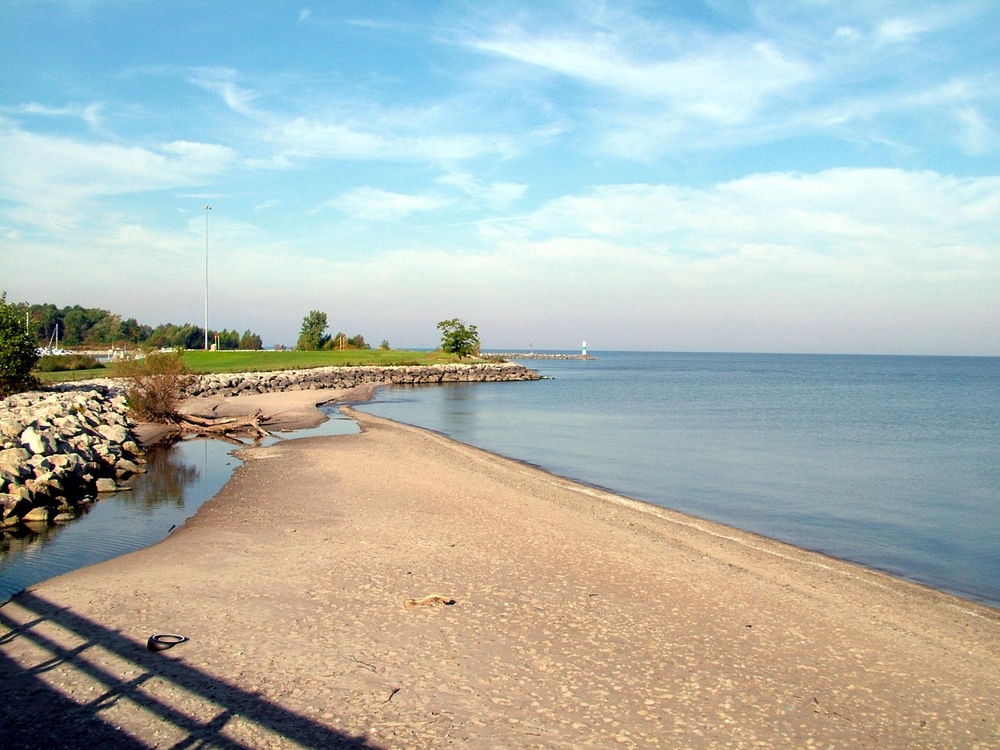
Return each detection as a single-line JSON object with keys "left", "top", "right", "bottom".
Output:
{"left": 110, "top": 350, "right": 195, "bottom": 422}
{"left": 35, "top": 354, "right": 104, "bottom": 372}
{"left": 0, "top": 293, "right": 40, "bottom": 398}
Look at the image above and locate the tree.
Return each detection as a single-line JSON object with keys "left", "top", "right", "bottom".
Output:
{"left": 437, "top": 318, "right": 480, "bottom": 359}
{"left": 239, "top": 330, "right": 263, "bottom": 350}
{"left": 213, "top": 328, "right": 240, "bottom": 350}
{"left": 379, "top": 339, "right": 391, "bottom": 350}
{"left": 297, "top": 310, "right": 330, "bottom": 350}
{"left": 0, "top": 293, "right": 40, "bottom": 397}
{"left": 346, "top": 334, "right": 370, "bottom": 350}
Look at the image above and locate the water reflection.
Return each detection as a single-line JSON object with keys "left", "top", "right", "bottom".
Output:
{"left": 117, "top": 442, "right": 200, "bottom": 513}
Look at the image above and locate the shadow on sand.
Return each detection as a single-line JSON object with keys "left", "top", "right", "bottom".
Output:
{"left": 0, "top": 590, "right": 379, "bottom": 749}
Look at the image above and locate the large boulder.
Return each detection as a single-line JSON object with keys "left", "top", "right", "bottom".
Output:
{"left": 22, "top": 506, "right": 51, "bottom": 523}
{"left": 0, "top": 447, "right": 30, "bottom": 472}
{"left": 97, "top": 423, "right": 129, "bottom": 444}
{"left": 95, "top": 477, "right": 117, "bottom": 493}
{"left": 20, "top": 426, "right": 56, "bottom": 455}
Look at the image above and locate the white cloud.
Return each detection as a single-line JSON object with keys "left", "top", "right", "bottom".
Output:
{"left": 436, "top": 172, "right": 527, "bottom": 209}
{"left": 833, "top": 26, "right": 862, "bottom": 43}
{"left": 264, "top": 116, "right": 515, "bottom": 166}
{"left": 317, "top": 187, "right": 451, "bottom": 221}
{"left": 526, "top": 169, "right": 1000, "bottom": 264}
{"left": 876, "top": 17, "right": 933, "bottom": 45}
{"left": 470, "top": 28, "right": 811, "bottom": 126}
{"left": 0, "top": 123, "right": 236, "bottom": 232}
{"left": 956, "top": 107, "right": 999, "bottom": 154}
{"left": 189, "top": 71, "right": 263, "bottom": 118}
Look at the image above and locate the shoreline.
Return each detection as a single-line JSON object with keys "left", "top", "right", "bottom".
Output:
{"left": 1, "top": 391, "right": 998, "bottom": 747}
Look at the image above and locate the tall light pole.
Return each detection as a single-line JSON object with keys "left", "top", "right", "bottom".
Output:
{"left": 204, "top": 204, "right": 211, "bottom": 351}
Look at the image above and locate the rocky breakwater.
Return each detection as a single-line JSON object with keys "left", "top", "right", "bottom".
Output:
{"left": 185, "top": 362, "right": 542, "bottom": 397}
{"left": 0, "top": 386, "right": 144, "bottom": 529}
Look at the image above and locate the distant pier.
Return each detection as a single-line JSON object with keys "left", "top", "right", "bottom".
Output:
{"left": 487, "top": 352, "right": 597, "bottom": 361}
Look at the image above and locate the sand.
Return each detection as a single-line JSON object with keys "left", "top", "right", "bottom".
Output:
{"left": 1, "top": 390, "right": 998, "bottom": 748}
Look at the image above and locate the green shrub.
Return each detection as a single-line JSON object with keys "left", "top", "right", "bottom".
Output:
{"left": 110, "top": 350, "right": 194, "bottom": 422}
{"left": 0, "top": 293, "right": 40, "bottom": 398}
{"left": 35, "top": 354, "right": 104, "bottom": 372}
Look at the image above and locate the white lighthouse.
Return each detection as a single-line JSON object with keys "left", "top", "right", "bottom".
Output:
{"left": 582, "top": 340, "right": 587, "bottom": 357}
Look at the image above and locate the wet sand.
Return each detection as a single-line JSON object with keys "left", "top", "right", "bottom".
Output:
{"left": 1, "top": 391, "right": 998, "bottom": 748}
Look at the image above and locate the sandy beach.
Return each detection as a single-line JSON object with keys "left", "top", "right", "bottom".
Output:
{"left": 1, "top": 389, "right": 998, "bottom": 748}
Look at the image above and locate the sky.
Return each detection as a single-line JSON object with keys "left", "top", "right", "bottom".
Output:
{"left": 1, "top": 0, "right": 999, "bottom": 355}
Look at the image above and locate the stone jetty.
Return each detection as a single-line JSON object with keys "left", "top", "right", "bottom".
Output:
{"left": 184, "top": 361, "right": 542, "bottom": 398}
{"left": 484, "top": 352, "right": 597, "bottom": 360}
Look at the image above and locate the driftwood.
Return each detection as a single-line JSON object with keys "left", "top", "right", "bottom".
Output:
{"left": 171, "top": 410, "right": 272, "bottom": 440}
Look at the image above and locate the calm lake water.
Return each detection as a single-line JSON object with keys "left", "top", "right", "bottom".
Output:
{"left": 356, "top": 352, "right": 1000, "bottom": 609}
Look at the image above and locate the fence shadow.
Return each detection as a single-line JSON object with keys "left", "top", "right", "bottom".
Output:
{"left": 0, "top": 590, "right": 378, "bottom": 749}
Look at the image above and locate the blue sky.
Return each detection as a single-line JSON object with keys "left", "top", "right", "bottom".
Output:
{"left": 1, "top": 0, "right": 998, "bottom": 354}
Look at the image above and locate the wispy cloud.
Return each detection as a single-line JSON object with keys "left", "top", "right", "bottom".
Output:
{"left": 0, "top": 122, "right": 236, "bottom": 233}
{"left": 264, "top": 117, "right": 514, "bottom": 165}
{"left": 316, "top": 187, "right": 451, "bottom": 221}
{"left": 189, "top": 69, "right": 264, "bottom": 119}
{"left": 436, "top": 172, "right": 527, "bottom": 210}
{"left": 470, "top": 28, "right": 811, "bottom": 124}
{"left": 461, "top": 2, "right": 998, "bottom": 159}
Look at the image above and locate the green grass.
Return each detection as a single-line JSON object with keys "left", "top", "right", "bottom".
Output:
{"left": 37, "top": 349, "right": 475, "bottom": 383}
{"left": 39, "top": 368, "right": 109, "bottom": 383}
{"left": 178, "top": 349, "right": 465, "bottom": 373}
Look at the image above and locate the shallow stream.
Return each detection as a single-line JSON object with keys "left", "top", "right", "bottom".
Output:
{"left": 0, "top": 407, "right": 359, "bottom": 603}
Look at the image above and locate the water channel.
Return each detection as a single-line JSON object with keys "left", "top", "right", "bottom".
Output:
{"left": 0, "top": 407, "right": 359, "bottom": 603}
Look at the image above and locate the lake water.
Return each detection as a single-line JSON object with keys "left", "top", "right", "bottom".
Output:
{"left": 356, "top": 352, "right": 1000, "bottom": 609}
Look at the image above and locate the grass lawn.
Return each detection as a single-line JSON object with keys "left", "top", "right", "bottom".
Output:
{"left": 178, "top": 349, "right": 465, "bottom": 373}
{"left": 37, "top": 349, "right": 477, "bottom": 383}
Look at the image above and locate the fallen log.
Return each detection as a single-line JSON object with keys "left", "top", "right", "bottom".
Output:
{"left": 171, "top": 410, "right": 272, "bottom": 439}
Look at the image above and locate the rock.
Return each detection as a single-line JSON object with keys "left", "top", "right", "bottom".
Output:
{"left": 115, "top": 458, "right": 143, "bottom": 476}
{"left": 0, "top": 492, "right": 30, "bottom": 515}
{"left": 27, "top": 474, "right": 65, "bottom": 502}
{"left": 121, "top": 440, "right": 142, "bottom": 456}
{"left": 0, "top": 419, "right": 24, "bottom": 440}
{"left": 22, "top": 506, "right": 50, "bottom": 523}
{"left": 53, "top": 512, "right": 76, "bottom": 524}
{"left": 7, "top": 485, "right": 32, "bottom": 501}
{"left": 20, "top": 426, "right": 55, "bottom": 455}
{"left": 95, "top": 477, "right": 118, "bottom": 493}
{"left": 97, "top": 423, "right": 129, "bottom": 443}
{"left": 46, "top": 453, "right": 85, "bottom": 478}
{"left": 0, "top": 447, "right": 30, "bottom": 471}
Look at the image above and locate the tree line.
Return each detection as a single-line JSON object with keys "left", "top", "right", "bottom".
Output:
{"left": 27, "top": 302, "right": 263, "bottom": 350}
{"left": 296, "top": 310, "right": 480, "bottom": 358}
